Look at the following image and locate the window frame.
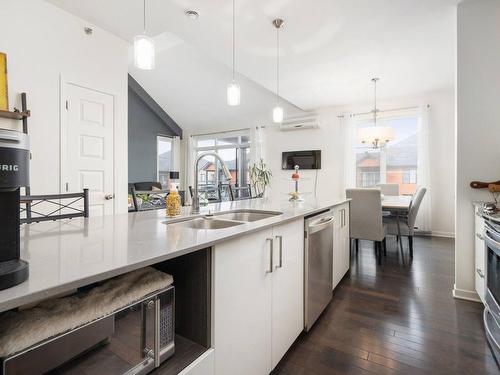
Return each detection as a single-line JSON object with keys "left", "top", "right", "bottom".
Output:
{"left": 192, "top": 130, "right": 251, "bottom": 189}
{"left": 157, "top": 135, "right": 174, "bottom": 188}
{"left": 352, "top": 110, "right": 420, "bottom": 193}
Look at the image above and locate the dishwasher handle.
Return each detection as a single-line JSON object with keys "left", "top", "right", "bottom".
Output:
{"left": 308, "top": 216, "right": 334, "bottom": 234}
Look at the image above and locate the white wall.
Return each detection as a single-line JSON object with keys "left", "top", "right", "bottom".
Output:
{"left": 455, "top": 0, "right": 500, "bottom": 300}
{"left": 265, "top": 89, "right": 456, "bottom": 236}
{"left": 0, "top": 0, "right": 129, "bottom": 213}
{"left": 264, "top": 108, "right": 345, "bottom": 203}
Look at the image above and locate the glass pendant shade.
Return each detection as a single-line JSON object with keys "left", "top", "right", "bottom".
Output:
{"left": 227, "top": 82, "right": 241, "bottom": 106}
{"left": 358, "top": 126, "right": 395, "bottom": 148}
{"left": 134, "top": 34, "right": 155, "bottom": 70}
{"left": 273, "top": 106, "right": 284, "bottom": 123}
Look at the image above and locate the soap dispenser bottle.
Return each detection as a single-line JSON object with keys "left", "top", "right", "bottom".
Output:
{"left": 166, "top": 183, "right": 181, "bottom": 217}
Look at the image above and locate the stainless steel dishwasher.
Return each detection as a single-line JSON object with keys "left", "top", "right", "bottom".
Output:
{"left": 304, "top": 209, "right": 334, "bottom": 331}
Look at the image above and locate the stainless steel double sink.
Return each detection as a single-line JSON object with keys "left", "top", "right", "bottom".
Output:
{"left": 165, "top": 209, "right": 282, "bottom": 230}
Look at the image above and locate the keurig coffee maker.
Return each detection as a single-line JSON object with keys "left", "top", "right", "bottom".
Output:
{"left": 0, "top": 128, "right": 29, "bottom": 290}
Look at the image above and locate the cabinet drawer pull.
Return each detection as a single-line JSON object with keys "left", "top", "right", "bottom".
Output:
{"left": 476, "top": 233, "right": 484, "bottom": 240}
{"left": 477, "top": 268, "right": 485, "bottom": 279}
{"left": 276, "top": 235, "right": 283, "bottom": 268}
{"left": 266, "top": 238, "right": 274, "bottom": 273}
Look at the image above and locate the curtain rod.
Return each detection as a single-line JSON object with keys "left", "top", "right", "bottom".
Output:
{"left": 337, "top": 105, "right": 429, "bottom": 118}
{"left": 191, "top": 127, "right": 251, "bottom": 138}
{"left": 157, "top": 133, "right": 177, "bottom": 139}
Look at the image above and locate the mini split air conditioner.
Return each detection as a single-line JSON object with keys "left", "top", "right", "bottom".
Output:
{"left": 279, "top": 115, "right": 319, "bottom": 131}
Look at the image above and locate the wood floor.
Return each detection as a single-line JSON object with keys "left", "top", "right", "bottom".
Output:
{"left": 273, "top": 236, "right": 499, "bottom": 375}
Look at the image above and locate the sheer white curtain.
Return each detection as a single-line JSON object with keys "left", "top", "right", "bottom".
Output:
{"left": 172, "top": 136, "right": 181, "bottom": 172}
{"left": 415, "top": 105, "right": 432, "bottom": 232}
{"left": 342, "top": 113, "right": 357, "bottom": 191}
{"left": 250, "top": 126, "right": 266, "bottom": 164}
{"left": 184, "top": 135, "right": 196, "bottom": 204}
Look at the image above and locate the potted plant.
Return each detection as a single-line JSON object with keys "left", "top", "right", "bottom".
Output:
{"left": 249, "top": 159, "right": 272, "bottom": 198}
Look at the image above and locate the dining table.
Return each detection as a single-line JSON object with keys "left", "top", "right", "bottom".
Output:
{"left": 382, "top": 195, "right": 413, "bottom": 258}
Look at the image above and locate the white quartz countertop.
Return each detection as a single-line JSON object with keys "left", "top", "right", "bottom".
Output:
{"left": 0, "top": 197, "right": 349, "bottom": 313}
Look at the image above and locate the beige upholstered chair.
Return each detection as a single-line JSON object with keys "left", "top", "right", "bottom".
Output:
{"left": 346, "top": 188, "right": 387, "bottom": 264}
{"left": 383, "top": 187, "right": 427, "bottom": 258}
{"left": 377, "top": 183, "right": 400, "bottom": 196}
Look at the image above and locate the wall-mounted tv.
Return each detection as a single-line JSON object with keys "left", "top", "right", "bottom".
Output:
{"left": 282, "top": 150, "right": 321, "bottom": 170}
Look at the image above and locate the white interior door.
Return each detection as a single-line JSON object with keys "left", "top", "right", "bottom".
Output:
{"left": 64, "top": 83, "right": 114, "bottom": 216}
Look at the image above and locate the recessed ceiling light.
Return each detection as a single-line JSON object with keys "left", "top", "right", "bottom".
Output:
{"left": 185, "top": 10, "right": 199, "bottom": 20}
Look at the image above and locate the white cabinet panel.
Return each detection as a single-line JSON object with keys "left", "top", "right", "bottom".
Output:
{"left": 178, "top": 349, "right": 214, "bottom": 375}
{"left": 341, "top": 204, "right": 350, "bottom": 278}
{"left": 214, "top": 229, "right": 273, "bottom": 375}
{"left": 475, "top": 208, "right": 486, "bottom": 303}
{"left": 271, "top": 219, "right": 304, "bottom": 368}
{"left": 333, "top": 203, "right": 350, "bottom": 290}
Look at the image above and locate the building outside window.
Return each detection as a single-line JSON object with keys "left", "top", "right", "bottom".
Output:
{"left": 192, "top": 132, "right": 251, "bottom": 193}
{"left": 157, "top": 135, "right": 173, "bottom": 188}
{"left": 355, "top": 115, "right": 419, "bottom": 195}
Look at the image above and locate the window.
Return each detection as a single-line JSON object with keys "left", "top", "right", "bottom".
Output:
{"left": 355, "top": 115, "right": 419, "bottom": 195}
{"left": 193, "top": 132, "right": 251, "bottom": 190}
{"left": 157, "top": 135, "right": 173, "bottom": 188}
{"left": 402, "top": 169, "right": 417, "bottom": 184}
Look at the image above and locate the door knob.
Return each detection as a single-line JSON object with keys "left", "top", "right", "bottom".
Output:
{"left": 105, "top": 194, "right": 114, "bottom": 200}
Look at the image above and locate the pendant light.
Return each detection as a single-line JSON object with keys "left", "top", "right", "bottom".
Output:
{"left": 227, "top": 0, "right": 241, "bottom": 106}
{"left": 272, "top": 18, "right": 284, "bottom": 123}
{"left": 134, "top": 0, "right": 155, "bottom": 70}
{"left": 358, "top": 78, "right": 394, "bottom": 148}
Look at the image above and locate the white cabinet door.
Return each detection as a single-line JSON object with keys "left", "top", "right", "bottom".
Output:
{"left": 332, "top": 203, "right": 350, "bottom": 290}
{"left": 271, "top": 219, "right": 304, "bottom": 368}
{"left": 214, "top": 229, "right": 273, "bottom": 375}
{"left": 475, "top": 208, "right": 486, "bottom": 303}
{"left": 341, "top": 203, "right": 350, "bottom": 277}
{"left": 332, "top": 206, "right": 342, "bottom": 289}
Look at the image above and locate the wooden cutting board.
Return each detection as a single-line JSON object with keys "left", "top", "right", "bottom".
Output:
{"left": 470, "top": 180, "right": 500, "bottom": 189}
{"left": 489, "top": 184, "right": 500, "bottom": 193}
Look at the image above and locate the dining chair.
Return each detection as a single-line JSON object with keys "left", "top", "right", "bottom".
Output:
{"left": 188, "top": 185, "right": 221, "bottom": 203}
{"left": 377, "top": 183, "right": 400, "bottom": 196}
{"left": 383, "top": 187, "right": 427, "bottom": 258}
{"left": 232, "top": 184, "right": 252, "bottom": 200}
{"left": 218, "top": 182, "right": 234, "bottom": 201}
{"left": 346, "top": 188, "right": 387, "bottom": 265}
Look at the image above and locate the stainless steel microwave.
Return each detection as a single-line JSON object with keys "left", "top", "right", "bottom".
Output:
{"left": 282, "top": 150, "right": 321, "bottom": 170}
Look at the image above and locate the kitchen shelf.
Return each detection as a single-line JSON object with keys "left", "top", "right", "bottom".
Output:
{"left": 0, "top": 109, "right": 30, "bottom": 120}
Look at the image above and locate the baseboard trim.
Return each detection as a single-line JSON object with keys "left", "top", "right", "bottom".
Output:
{"left": 414, "top": 230, "right": 455, "bottom": 238}
{"left": 431, "top": 231, "right": 455, "bottom": 238}
{"left": 453, "top": 287, "right": 481, "bottom": 303}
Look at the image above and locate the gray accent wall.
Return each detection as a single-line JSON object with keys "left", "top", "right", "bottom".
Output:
{"left": 128, "top": 75, "right": 182, "bottom": 183}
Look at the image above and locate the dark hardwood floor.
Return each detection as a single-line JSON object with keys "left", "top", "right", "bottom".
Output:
{"left": 273, "top": 236, "right": 499, "bottom": 375}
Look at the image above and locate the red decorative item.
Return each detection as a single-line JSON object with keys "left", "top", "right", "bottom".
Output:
{"left": 292, "top": 165, "right": 300, "bottom": 181}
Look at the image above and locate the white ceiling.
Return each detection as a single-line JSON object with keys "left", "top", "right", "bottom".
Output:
{"left": 128, "top": 36, "right": 304, "bottom": 131}
{"left": 47, "top": 0, "right": 458, "bottom": 131}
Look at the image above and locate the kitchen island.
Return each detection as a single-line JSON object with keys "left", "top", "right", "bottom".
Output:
{"left": 0, "top": 197, "right": 350, "bottom": 375}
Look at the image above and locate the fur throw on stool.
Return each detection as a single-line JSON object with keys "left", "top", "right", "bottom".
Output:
{"left": 0, "top": 267, "right": 173, "bottom": 357}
